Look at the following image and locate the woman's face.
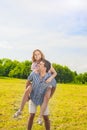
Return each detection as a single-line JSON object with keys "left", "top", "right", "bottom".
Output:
{"left": 34, "top": 51, "right": 42, "bottom": 61}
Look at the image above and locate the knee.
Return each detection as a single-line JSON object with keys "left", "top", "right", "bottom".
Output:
{"left": 29, "top": 113, "right": 35, "bottom": 120}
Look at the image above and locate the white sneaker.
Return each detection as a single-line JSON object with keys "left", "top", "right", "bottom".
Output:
{"left": 37, "top": 118, "right": 43, "bottom": 125}
{"left": 13, "top": 109, "right": 22, "bottom": 118}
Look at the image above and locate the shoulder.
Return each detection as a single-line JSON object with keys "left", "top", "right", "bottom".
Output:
{"left": 30, "top": 71, "right": 36, "bottom": 76}
{"left": 27, "top": 71, "right": 37, "bottom": 81}
{"left": 28, "top": 71, "right": 35, "bottom": 78}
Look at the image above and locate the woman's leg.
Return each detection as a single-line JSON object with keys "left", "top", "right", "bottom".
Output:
{"left": 50, "top": 86, "right": 56, "bottom": 98}
{"left": 13, "top": 85, "right": 32, "bottom": 118}
{"left": 20, "top": 85, "right": 32, "bottom": 111}
{"left": 37, "top": 87, "right": 51, "bottom": 124}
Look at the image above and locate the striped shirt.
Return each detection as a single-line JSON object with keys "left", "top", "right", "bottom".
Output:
{"left": 27, "top": 72, "right": 56, "bottom": 105}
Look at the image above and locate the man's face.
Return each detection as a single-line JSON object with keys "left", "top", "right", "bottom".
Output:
{"left": 39, "top": 61, "right": 45, "bottom": 71}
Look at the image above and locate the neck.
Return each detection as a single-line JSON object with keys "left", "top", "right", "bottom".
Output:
{"left": 40, "top": 70, "right": 46, "bottom": 77}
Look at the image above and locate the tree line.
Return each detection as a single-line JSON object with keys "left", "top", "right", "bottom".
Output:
{"left": 0, "top": 58, "right": 87, "bottom": 84}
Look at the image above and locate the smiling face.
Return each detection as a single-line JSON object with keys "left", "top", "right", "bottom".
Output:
{"left": 39, "top": 61, "right": 45, "bottom": 71}
{"left": 34, "top": 50, "right": 42, "bottom": 62}
{"left": 32, "top": 49, "right": 45, "bottom": 62}
{"left": 39, "top": 59, "right": 51, "bottom": 73}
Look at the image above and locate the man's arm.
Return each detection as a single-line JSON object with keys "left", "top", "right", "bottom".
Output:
{"left": 25, "top": 80, "right": 31, "bottom": 89}
{"left": 26, "top": 71, "right": 34, "bottom": 88}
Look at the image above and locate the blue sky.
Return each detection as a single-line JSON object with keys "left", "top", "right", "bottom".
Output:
{"left": 0, "top": 0, "right": 87, "bottom": 73}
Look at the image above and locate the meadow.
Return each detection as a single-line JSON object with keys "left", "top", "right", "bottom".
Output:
{"left": 0, "top": 78, "right": 87, "bottom": 130}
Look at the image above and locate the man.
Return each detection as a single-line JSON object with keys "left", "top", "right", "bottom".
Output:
{"left": 26, "top": 59, "right": 56, "bottom": 130}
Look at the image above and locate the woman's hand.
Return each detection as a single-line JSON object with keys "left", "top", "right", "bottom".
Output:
{"left": 45, "top": 77, "right": 53, "bottom": 83}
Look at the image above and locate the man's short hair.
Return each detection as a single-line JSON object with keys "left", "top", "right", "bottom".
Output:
{"left": 41, "top": 59, "right": 51, "bottom": 72}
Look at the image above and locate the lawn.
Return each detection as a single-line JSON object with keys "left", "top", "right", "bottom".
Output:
{"left": 0, "top": 78, "right": 87, "bottom": 130}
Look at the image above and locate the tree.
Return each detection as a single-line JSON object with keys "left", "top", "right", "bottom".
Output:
{"left": 0, "top": 58, "right": 87, "bottom": 84}
{"left": 63, "top": 66, "right": 74, "bottom": 83}
{"left": 1, "top": 58, "right": 14, "bottom": 76}
{"left": 9, "top": 60, "right": 32, "bottom": 79}
{"left": 0, "top": 63, "right": 4, "bottom": 76}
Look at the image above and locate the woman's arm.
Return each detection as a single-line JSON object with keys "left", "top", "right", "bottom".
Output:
{"left": 50, "top": 65, "right": 57, "bottom": 78}
{"left": 46, "top": 65, "right": 57, "bottom": 83}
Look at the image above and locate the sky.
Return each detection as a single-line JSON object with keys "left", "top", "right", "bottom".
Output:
{"left": 0, "top": 0, "right": 87, "bottom": 74}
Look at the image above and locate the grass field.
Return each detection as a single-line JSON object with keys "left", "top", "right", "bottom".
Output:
{"left": 0, "top": 78, "right": 87, "bottom": 130}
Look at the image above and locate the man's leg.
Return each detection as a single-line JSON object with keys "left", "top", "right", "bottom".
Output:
{"left": 43, "top": 115, "right": 50, "bottom": 130}
{"left": 27, "top": 113, "right": 35, "bottom": 130}
{"left": 27, "top": 100, "right": 37, "bottom": 130}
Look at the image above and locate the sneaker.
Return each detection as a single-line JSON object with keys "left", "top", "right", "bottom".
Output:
{"left": 37, "top": 118, "right": 43, "bottom": 125}
{"left": 13, "top": 109, "right": 22, "bottom": 118}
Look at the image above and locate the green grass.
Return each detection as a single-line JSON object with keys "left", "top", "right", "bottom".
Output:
{"left": 0, "top": 78, "right": 87, "bottom": 130}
